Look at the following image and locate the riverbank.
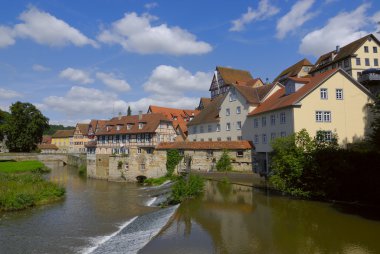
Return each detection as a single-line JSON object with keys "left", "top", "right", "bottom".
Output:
{"left": 192, "top": 171, "right": 267, "bottom": 187}
{"left": 0, "top": 160, "right": 65, "bottom": 211}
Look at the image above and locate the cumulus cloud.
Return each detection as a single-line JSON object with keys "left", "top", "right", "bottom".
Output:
{"left": 299, "top": 3, "right": 373, "bottom": 56}
{"left": 97, "top": 12, "right": 212, "bottom": 55}
{"left": 129, "top": 95, "right": 200, "bottom": 113}
{"left": 96, "top": 72, "right": 131, "bottom": 92}
{"left": 11, "top": 7, "right": 98, "bottom": 48}
{"left": 59, "top": 68, "right": 94, "bottom": 84}
{"left": 0, "top": 26, "right": 15, "bottom": 48}
{"left": 143, "top": 65, "right": 211, "bottom": 95}
{"left": 276, "top": 0, "right": 316, "bottom": 39}
{"left": 32, "top": 64, "right": 50, "bottom": 72}
{"left": 230, "top": 0, "right": 279, "bottom": 32}
{"left": 42, "top": 86, "right": 128, "bottom": 116}
{"left": 0, "top": 88, "right": 22, "bottom": 99}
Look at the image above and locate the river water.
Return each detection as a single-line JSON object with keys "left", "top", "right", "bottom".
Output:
{"left": 1, "top": 162, "right": 380, "bottom": 254}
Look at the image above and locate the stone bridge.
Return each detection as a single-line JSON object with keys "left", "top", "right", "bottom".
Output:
{"left": 0, "top": 153, "right": 86, "bottom": 167}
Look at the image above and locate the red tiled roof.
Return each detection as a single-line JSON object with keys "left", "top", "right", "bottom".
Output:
{"left": 42, "top": 135, "right": 52, "bottom": 144}
{"left": 77, "top": 123, "right": 90, "bottom": 135}
{"left": 95, "top": 113, "right": 172, "bottom": 135}
{"left": 236, "top": 78, "right": 264, "bottom": 87}
{"left": 187, "top": 94, "right": 226, "bottom": 126}
{"left": 216, "top": 66, "right": 253, "bottom": 85}
{"left": 156, "top": 141, "right": 254, "bottom": 150}
{"left": 38, "top": 144, "right": 58, "bottom": 150}
{"left": 273, "top": 58, "right": 313, "bottom": 83}
{"left": 234, "top": 83, "right": 276, "bottom": 104}
{"left": 52, "top": 129, "right": 75, "bottom": 138}
{"left": 248, "top": 68, "right": 339, "bottom": 116}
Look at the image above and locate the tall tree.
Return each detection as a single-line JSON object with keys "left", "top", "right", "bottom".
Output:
{"left": 4, "top": 102, "right": 49, "bottom": 152}
{"left": 127, "top": 106, "right": 132, "bottom": 116}
{"left": 0, "top": 109, "right": 10, "bottom": 141}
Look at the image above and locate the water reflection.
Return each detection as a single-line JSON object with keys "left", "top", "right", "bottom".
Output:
{"left": 142, "top": 180, "right": 380, "bottom": 254}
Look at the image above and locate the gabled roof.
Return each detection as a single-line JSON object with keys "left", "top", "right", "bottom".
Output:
{"left": 198, "top": 97, "right": 212, "bottom": 110}
{"left": 273, "top": 58, "right": 313, "bottom": 83}
{"left": 236, "top": 78, "right": 264, "bottom": 87}
{"left": 187, "top": 94, "right": 226, "bottom": 126}
{"left": 156, "top": 141, "right": 254, "bottom": 150}
{"left": 52, "top": 129, "right": 75, "bottom": 138}
{"left": 310, "top": 34, "right": 380, "bottom": 73}
{"left": 77, "top": 123, "right": 90, "bottom": 135}
{"left": 41, "top": 135, "right": 52, "bottom": 144}
{"left": 216, "top": 66, "right": 253, "bottom": 85}
{"left": 248, "top": 68, "right": 340, "bottom": 116}
{"left": 234, "top": 83, "right": 276, "bottom": 104}
{"left": 95, "top": 113, "right": 172, "bottom": 135}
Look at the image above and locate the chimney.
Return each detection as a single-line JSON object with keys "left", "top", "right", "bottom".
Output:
{"left": 118, "top": 112, "right": 122, "bottom": 120}
{"left": 138, "top": 110, "right": 143, "bottom": 120}
{"left": 336, "top": 45, "right": 340, "bottom": 53}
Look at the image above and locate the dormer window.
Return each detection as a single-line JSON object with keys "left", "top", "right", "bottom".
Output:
{"left": 116, "top": 125, "right": 122, "bottom": 131}
{"left": 106, "top": 125, "right": 110, "bottom": 131}
{"left": 127, "top": 124, "right": 132, "bottom": 130}
{"left": 138, "top": 123, "right": 144, "bottom": 129}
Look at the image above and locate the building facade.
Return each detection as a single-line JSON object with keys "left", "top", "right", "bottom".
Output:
{"left": 51, "top": 130, "right": 75, "bottom": 153}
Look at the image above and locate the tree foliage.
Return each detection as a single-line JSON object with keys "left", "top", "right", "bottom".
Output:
{"left": 369, "top": 95, "right": 380, "bottom": 151}
{"left": 216, "top": 149, "right": 232, "bottom": 171}
{"left": 43, "top": 124, "right": 75, "bottom": 135}
{"left": 0, "top": 109, "right": 10, "bottom": 141}
{"left": 166, "top": 149, "right": 183, "bottom": 176}
{"left": 3, "top": 102, "right": 49, "bottom": 152}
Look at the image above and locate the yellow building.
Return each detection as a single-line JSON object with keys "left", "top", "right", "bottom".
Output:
{"left": 51, "top": 130, "right": 75, "bottom": 153}
{"left": 73, "top": 123, "right": 90, "bottom": 153}
{"left": 246, "top": 68, "right": 375, "bottom": 173}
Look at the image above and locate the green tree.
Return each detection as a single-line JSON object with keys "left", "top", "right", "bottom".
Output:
{"left": 127, "top": 106, "right": 132, "bottom": 116}
{"left": 0, "top": 109, "right": 10, "bottom": 141}
{"left": 4, "top": 102, "right": 49, "bottom": 152}
{"left": 166, "top": 149, "right": 183, "bottom": 176}
{"left": 216, "top": 149, "right": 232, "bottom": 171}
{"left": 369, "top": 95, "right": 380, "bottom": 151}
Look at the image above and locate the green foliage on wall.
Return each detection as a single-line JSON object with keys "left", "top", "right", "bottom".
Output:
{"left": 166, "top": 149, "right": 183, "bottom": 177}
{"left": 216, "top": 150, "right": 232, "bottom": 171}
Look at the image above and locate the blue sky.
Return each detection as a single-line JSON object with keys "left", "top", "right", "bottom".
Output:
{"left": 0, "top": 0, "right": 379, "bottom": 126}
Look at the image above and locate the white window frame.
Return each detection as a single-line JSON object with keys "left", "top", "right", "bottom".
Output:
{"left": 236, "top": 106, "right": 241, "bottom": 114}
{"left": 280, "top": 112, "right": 286, "bottom": 124}
{"left": 236, "top": 121, "right": 241, "bottom": 130}
{"left": 323, "top": 111, "right": 331, "bottom": 122}
{"left": 226, "top": 108, "right": 230, "bottom": 116}
{"left": 320, "top": 88, "right": 328, "bottom": 100}
{"left": 254, "top": 119, "right": 259, "bottom": 128}
{"left": 254, "top": 134, "right": 259, "bottom": 144}
{"left": 336, "top": 89, "right": 343, "bottom": 100}
{"left": 262, "top": 116, "right": 266, "bottom": 127}
{"left": 216, "top": 124, "right": 220, "bottom": 132}
{"left": 226, "top": 122, "right": 231, "bottom": 131}
{"left": 316, "top": 111, "right": 323, "bottom": 122}
{"left": 262, "top": 134, "right": 267, "bottom": 144}
{"left": 270, "top": 115, "right": 276, "bottom": 125}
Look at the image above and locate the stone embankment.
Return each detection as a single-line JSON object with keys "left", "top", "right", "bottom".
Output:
{"left": 0, "top": 153, "right": 87, "bottom": 168}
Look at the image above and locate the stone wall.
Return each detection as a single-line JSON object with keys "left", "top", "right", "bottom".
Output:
{"left": 66, "top": 154, "right": 87, "bottom": 167}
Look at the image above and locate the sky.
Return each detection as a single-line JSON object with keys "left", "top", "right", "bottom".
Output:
{"left": 0, "top": 0, "right": 379, "bottom": 126}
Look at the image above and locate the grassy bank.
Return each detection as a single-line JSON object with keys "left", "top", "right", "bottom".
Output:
{"left": 0, "top": 161, "right": 65, "bottom": 211}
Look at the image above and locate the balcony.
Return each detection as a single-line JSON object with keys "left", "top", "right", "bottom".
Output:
{"left": 358, "top": 68, "right": 380, "bottom": 84}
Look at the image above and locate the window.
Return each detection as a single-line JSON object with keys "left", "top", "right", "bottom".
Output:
{"left": 356, "top": 58, "right": 361, "bottom": 66}
{"left": 207, "top": 150, "right": 213, "bottom": 157}
{"left": 200, "top": 126, "right": 204, "bottom": 133}
{"left": 200, "top": 138, "right": 204, "bottom": 142}
{"left": 280, "top": 112, "right": 286, "bottom": 124}
{"left": 116, "top": 125, "right": 121, "bottom": 131}
{"left": 344, "top": 59, "right": 349, "bottom": 68}
{"left": 226, "top": 108, "right": 230, "bottom": 116}
{"left": 226, "top": 123, "right": 230, "bottom": 131}
{"left": 216, "top": 124, "right": 220, "bottom": 132}
{"left": 281, "top": 132, "right": 286, "bottom": 137}
{"left": 145, "top": 134, "right": 150, "bottom": 142}
{"left": 317, "top": 131, "right": 333, "bottom": 142}
{"left": 147, "top": 148, "right": 152, "bottom": 154}
{"left": 208, "top": 138, "right": 212, "bottom": 141}
{"left": 254, "top": 119, "right": 259, "bottom": 128}
{"left": 193, "top": 126, "right": 197, "bottom": 134}
{"left": 271, "top": 133, "right": 276, "bottom": 140}
{"left": 236, "top": 121, "right": 241, "bottom": 130}
{"left": 262, "top": 116, "right": 266, "bottom": 127}
{"left": 374, "top": 47, "right": 378, "bottom": 53}
{"left": 320, "top": 88, "right": 328, "bottom": 99}
{"left": 137, "top": 148, "right": 142, "bottom": 154}
{"left": 140, "top": 164, "right": 145, "bottom": 170}
{"left": 262, "top": 134, "right": 267, "bottom": 144}
{"left": 127, "top": 124, "right": 132, "bottom": 130}
{"left": 237, "top": 136, "right": 242, "bottom": 140}
{"left": 236, "top": 106, "right": 241, "bottom": 114}
{"left": 357, "top": 72, "right": 362, "bottom": 77}
{"left": 254, "top": 134, "right": 259, "bottom": 144}
{"left": 316, "top": 111, "right": 323, "bottom": 122}
{"left": 237, "top": 150, "right": 244, "bottom": 157}
{"left": 217, "top": 137, "right": 221, "bottom": 141}
{"left": 323, "top": 111, "right": 331, "bottom": 122}
{"left": 138, "top": 123, "right": 143, "bottom": 129}
{"left": 137, "top": 134, "right": 141, "bottom": 143}
{"left": 227, "top": 137, "right": 232, "bottom": 141}
{"left": 365, "top": 58, "right": 370, "bottom": 66}
{"left": 364, "top": 46, "right": 369, "bottom": 53}
{"left": 375, "top": 59, "right": 379, "bottom": 67}
{"left": 270, "top": 115, "right": 276, "bottom": 125}
{"left": 336, "top": 89, "right": 343, "bottom": 100}
{"left": 207, "top": 125, "right": 212, "bottom": 132}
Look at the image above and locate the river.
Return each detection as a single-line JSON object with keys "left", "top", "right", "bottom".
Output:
{"left": 1, "top": 162, "right": 380, "bottom": 254}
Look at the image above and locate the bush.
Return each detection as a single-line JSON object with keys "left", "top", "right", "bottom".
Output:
{"left": 170, "top": 174, "right": 204, "bottom": 204}
{"left": 166, "top": 149, "right": 183, "bottom": 177}
{"left": 216, "top": 150, "right": 232, "bottom": 171}
{"left": 78, "top": 165, "right": 86, "bottom": 176}
{"left": 144, "top": 175, "right": 179, "bottom": 186}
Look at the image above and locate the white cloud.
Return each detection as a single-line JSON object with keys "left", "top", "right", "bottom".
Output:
{"left": 276, "top": 0, "right": 316, "bottom": 39}
{"left": 59, "top": 67, "right": 94, "bottom": 84}
{"left": 32, "top": 64, "right": 50, "bottom": 72}
{"left": 129, "top": 95, "right": 199, "bottom": 113}
{"left": 143, "top": 65, "right": 211, "bottom": 96}
{"left": 230, "top": 0, "right": 279, "bottom": 32}
{"left": 0, "top": 26, "right": 15, "bottom": 48}
{"left": 42, "top": 86, "right": 128, "bottom": 116}
{"left": 96, "top": 72, "right": 131, "bottom": 92}
{"left": 97, "top": 12, "right": 212, "bottom": 55}
{"left": 299, "top": 3, "right": 372, "bottom": 56}
{"left": 0, "top": 88, "right": 22, "bottom": 99}
{"left": 13, "top": 7, "right": 98, "bottom": 48}
{"left": 144, "top": 2, "right": 158, "bottom": 9}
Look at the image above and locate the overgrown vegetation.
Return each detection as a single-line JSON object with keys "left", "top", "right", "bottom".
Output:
{"left": 78, "top": 165, "right": 87, "bottom": 176}
{"left": 270, "top": 129, "right": 380, "bottom": 204}
{"left": 216, "top": 150, "right": 232, "bottom": 171}
{"left": 170, "top": 174, "right": 205, "bottom": 204}
{"left": 0, "top": 161, "right": 65, "bottom": 211}
{"left": 144, "top": 175, "right": 179, "bottom": 186}
{"left": 166, "top": 149, "right": 183, "bottom": 177}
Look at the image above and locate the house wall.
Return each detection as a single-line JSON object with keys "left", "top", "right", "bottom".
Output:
{"left": 350, "top": 38, "right": 380, "bottom": 80}
{"left": 293, "top": 71, "right": 373, "bottom": 145}
{"left": 187, "top": 122, "right": 221, "bottom": 142}
{"left": 51, "top": 137, "right": 72, "bottom": 153}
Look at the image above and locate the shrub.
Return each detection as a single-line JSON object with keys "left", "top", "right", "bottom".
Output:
{"left": 78, "top": 165, "right": 86, "bottom": 176}
{"left": 144, "top": 175, "right": 178, "bottom": 186}
{"left": 216, "top": 150, "right": 232, "bottom": 171}
{"left": 117, "top": 161, "right": 123, "bottom": 169}
{"left": 170, "top": 174, "right": 204, "bottom": 204}
{"left": 166, "top": 149, "right": 183, "bottom": 177}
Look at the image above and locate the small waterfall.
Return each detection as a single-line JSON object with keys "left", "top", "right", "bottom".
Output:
{"left": 84, "top": 205, "right": 178, "bottom": 254}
